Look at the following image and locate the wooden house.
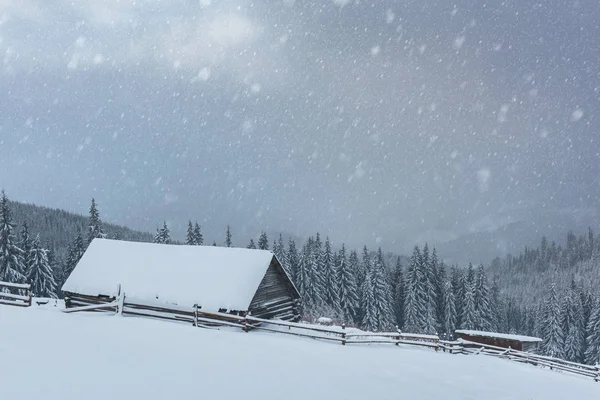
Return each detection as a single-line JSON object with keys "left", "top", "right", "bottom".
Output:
{"left": 455, "top": 330, "right": 542, "bottom": 353}
{"left": 62, "top": 239, "right": 301, "bottom": 321}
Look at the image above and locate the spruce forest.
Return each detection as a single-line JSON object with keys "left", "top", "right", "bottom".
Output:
{"left": 1, "top": 191, "right": 599, "bottom": 365}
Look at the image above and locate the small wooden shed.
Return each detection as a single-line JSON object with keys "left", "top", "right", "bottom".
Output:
{"left": 455, "top": 330, "right": 542, "bottom": 353}
{"left": 62, "top": 239, "right": 301, "bottom": 321}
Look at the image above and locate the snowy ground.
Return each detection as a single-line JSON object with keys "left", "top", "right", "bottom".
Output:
{"left": 1, "top": 305, "right": 599, "bottom": 400}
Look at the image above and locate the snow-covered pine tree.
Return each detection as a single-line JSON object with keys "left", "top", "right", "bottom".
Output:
{"left": 451, "top": 266, "right": 464, "bottom": 329}
{"left": 337, "top": 244, "right": 358, "bottom": 323}
{"left": 273, "top": 234, "right": 286, "bottom": 267}
{"left": 193, "top": 222, "right": 203, "bottom": 245}
{"left": 322, "top": 237, "right": 340, "bottom": 314}
{"left": 28, "top": 235, "right": 57, "bottom": 298}
{"left": 154, "top": 221, "right": 171, "bottom": 244}
{"left": 225, "top": 225, "right": 233, "bottom": 247}
{"left": 561, "top": 293, "right": 584, "bottom": 363}
{"left": 186, "top": 221, "right": 196, "bottom": 245}
{"left": 489, "top": 277, "right": 504, "bottom": 332}
{"left": 258, "top": 231, "right": 268, "bottom": 250}
{"left": 310, "top": 233, "right": 326, "bottom": 313}
{"left": 355, "top": 246, "right": 371, "bottom": 323}
{"left": 443, "top": 281, "right": 457, "bottom": 340}
{"left": 584, "top": 297, "right": 600, "bottom": 365}
{"left": 403, "top": 246, "right": 425, "bottom": 333}
{"left": 247, "top": 239, "right": 257, "bottom": 249}
{"left": 420, "top": 244, "right": 437, "bottom": 335}
{"left": 360, "top": 257, "right": 377, "bottom": 331}
{"left": 348, "top": 249, "right": 361, "bottom": 324}
{"left": 460, "top": 264, "right": 478, "bottom": 330}
{"left": 64, "top": 230, "right": 86, "bottom": 278}
{"left": 474, "top": 265, "right": 493, "bottom": 331}
{"left": 87, "top": 198, "right": 106, "bottom": 245}
{"left": 286, "top": 239, "right": 299, "bottom": 282}
{"left": 392, "top": 256, "right": 405, "bottom": 329}
{"left": 371, "top": 247, "right": 394, "bottom": 330}
{"left": 432, "top": 251, "right": 446, "bottom": 334}
{"left": 19, "top": 222, "right": 33, "bottom": 277}
{"left": 542, "top": 283, "right": 565, "bottom": 359}
{"left": 0, "top": 191, "right": 25, "bottom": 284}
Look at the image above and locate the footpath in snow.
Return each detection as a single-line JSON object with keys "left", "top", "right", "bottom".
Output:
{"left": 1, "top": 305, "right": 599, "bottom": 400}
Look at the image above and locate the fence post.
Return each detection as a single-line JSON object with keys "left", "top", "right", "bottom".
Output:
{"left": 395, "top": 325, "right": 400, "bottom": 346}
{"left": 595, "top": 364, "right": 599, "bottom": 382}
{"left": 341, "top": 323, "right": 346, "bottom": 346}
{"left": 193, "top": 304, "right": 198, "bottom": 327}
{"left": 115, "top": 284, "right": 122, "bottom": 314}
{"left": 243, "top": 312, "right": 250, "bottom": 333}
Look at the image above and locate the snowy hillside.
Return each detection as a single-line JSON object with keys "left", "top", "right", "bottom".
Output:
{"left": 1, "top": 306, "right": 598, "bottom": 400}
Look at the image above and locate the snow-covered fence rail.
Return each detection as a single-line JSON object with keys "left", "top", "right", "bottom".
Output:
{"left": 0, "top": 281, "right": 32, "bottom": 307}
{"left": 441, "top": 339, "right": 600, "bottom": 381}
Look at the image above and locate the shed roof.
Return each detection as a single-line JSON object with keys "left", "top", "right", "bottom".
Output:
{"left": 455, "top": 330, "right": 542, "bottom": 343}
{"left": 62, "top": 239, "right": 280, "bottom": 312}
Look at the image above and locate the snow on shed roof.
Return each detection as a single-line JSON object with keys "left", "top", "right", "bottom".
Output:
{"left": 62, "top": 239, "right": 277, "bottom": 312}
{"left": 455, "top": 330, "right": 542, "bottom": 343}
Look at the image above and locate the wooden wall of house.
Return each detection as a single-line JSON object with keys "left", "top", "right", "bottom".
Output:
{"left": 456, "top": 334, "right": 535, "bottom": 352}
{"left": 248, "top": 258, "right": 301, "bottom": 321}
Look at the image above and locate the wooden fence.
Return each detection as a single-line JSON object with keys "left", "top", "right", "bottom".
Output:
{"left": 0, "top": 281, "right": 32, "bottom": 307}
{"left": 60, "top": 292, "right": 600, "bottom": 382}
{"left": 441, "top": 338, "right": 600, "bottom": 381}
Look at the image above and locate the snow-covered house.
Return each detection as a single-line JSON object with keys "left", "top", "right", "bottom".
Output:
{"left": 62, "top": 239, "right": 301, "bottom": 321}
{"left": 455, "top": 330, "right": 542, "bottom": 353}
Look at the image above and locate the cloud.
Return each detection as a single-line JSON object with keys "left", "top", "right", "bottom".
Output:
{"left": 0, "top": 0, "right": 284, "bottom": 87}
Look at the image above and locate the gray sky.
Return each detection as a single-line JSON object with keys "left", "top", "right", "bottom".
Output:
{"left": 1, "top": 0, "right": 599, "bottom": 260}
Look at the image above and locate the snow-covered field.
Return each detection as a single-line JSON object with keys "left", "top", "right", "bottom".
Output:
{"left": 1, "top": 305, "right": 599, "bottom": 400}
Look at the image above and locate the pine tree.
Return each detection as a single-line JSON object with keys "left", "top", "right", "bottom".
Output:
{"left": 193, "top": 222, "right": 203, "bottom": 245}
{"left": 432, "top": 252, "right": 446, "bottom": 334}
{"left": 19, "top": 222, "right": 33, "bottom": 277}
{"left": 542, "top": 283, "right": 564, "bottom": 358}
{"left": 420, "top": 244, "right": 437, "bottom": 335}
{"left": 87, "top": 198, "right": 105, "bottom": 245}
{"left": 489, "top": 277, "right": 504, "bottom": 332}
{"left": 337, "top": 244, "right": 358, "bottom": 323}
{"left": 225, "top": 225, "right": 233, "bottom": 247}
{"left": 322, "top": 237, "right": 340, "bottom": 313}
{"left": 392, "top": 257, "right": 405, "bottom": 329}
{"left": 451, "top": 266, "right": 464, "bottom": 328}
{"left": 28, "top": 235, "right": 57, "bottom": 298}
{"left": 348, "top": 249, "right": 361, "bottom": 324}
{"left": 186, "top": 221, "right": 196, "bottom": 245}
{"left": 460, "top": 264, "right": 478, "bottom": 330}
{"left": 310, "top": 233, "right": 326, "bottom": 313}
{"left": 372, "top": 247, "right": 394, "bottom": 330}
{"left": 403, "top": 246, "right": 424, "bottom": 333}
{"left": 273, "top": 234, "right": 286, "bottom": 265}
{"left": 64, "top": 230, "right": 85, "bottom": 278}
{"left": 585, "top": 298, "right": 600, "bottom": 365}
{"left": 296, "top": 239, "right": 313, "bottom": 314}
{"left": 0, "top": 191, "right": 25, "bottom": 284}
{"left": 475, "top": 265, "right": 493, "bottom": 331}
{"left": 154, "top": 222, "right": 171, "bottom": 244}
{"left": 361, "top": 259, "right": 378, "bottom": 331}
{"left": 247, "top": 239, "right": 257, "bottom": 249}
{"left": 258, "top": 231, "right": 268, "bottom": 250}
{"left": 443, "top": 281, "right": 457, "bottom": 340}
{"left": 286, "top": 239, "right": 299, "bottom": 282}
{"left": 561, "top": 294, "right": 584, "bottom": 363}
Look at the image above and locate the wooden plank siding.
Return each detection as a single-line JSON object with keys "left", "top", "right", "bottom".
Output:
{"left": 248, "top": 257, "right": 301, "bottom": 321}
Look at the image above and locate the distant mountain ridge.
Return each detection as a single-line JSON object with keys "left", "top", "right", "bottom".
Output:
{"left": 9, "top": 200, "right": 154, "bottom": 260}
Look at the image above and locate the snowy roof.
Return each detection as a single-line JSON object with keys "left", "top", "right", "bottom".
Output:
{"left": 62, "top": 239, "right": 278, "bottom": 312}
{"left": 455, "top": 330, "right": 542, "bottom": 343}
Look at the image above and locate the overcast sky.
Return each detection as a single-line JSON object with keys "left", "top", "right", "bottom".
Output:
{"left": 1, "top": 0, "right": 599, "bottom": 257}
